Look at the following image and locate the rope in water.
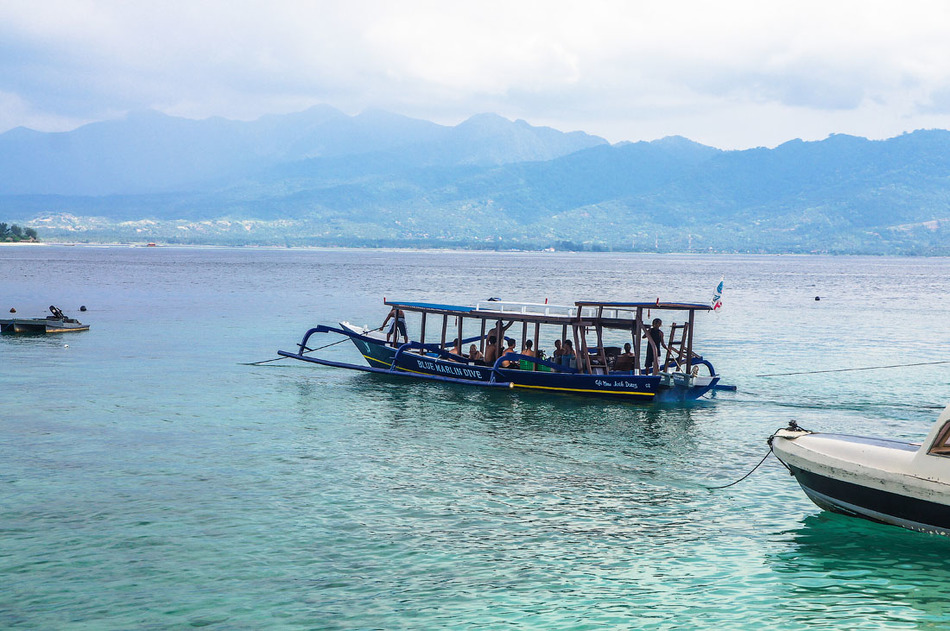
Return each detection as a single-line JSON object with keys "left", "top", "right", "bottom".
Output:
{"left": 756, "top": 358, "right": 950, "bottom": 378}
{"left": 705, "top": 448, "right": 774, "bottom": 490}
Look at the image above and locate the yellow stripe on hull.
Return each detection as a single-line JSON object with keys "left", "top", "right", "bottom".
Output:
{"left": 363, "top": 354, "right": 393, "bottom": 367}
{"left": 512, "top": 383, "right": 655, "bottom": 397}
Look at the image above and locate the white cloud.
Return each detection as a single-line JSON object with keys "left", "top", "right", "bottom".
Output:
{"left": 2, "top": 0, "right": 950, "bottom": 147}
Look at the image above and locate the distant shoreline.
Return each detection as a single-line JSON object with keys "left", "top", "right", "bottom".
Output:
{"left": 4, "top": 240, "right": 950, "bottom": 257}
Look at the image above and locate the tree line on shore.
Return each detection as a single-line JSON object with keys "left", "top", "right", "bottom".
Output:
{"left": 0, "top": 223, "right": 38, "bottom": 242}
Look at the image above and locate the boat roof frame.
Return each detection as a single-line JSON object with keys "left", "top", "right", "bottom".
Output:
{"left": 383, "top": 299, "right": 712, "bottom": 328}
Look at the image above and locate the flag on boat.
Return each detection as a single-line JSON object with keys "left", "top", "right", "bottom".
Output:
{"left": 712, "top": 278, "right": 724, "bottom": 311}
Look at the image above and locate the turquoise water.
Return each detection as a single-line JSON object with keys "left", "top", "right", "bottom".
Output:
{"left": 3, "top": 246, "right": 950, "bottom": 629}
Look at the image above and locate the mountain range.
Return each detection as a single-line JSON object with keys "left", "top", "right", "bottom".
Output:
{"left": 2, "top": 105, "right": 950, "bottom": 254}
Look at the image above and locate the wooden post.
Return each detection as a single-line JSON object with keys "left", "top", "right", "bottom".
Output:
{"left": 634, "top": 307, "right": 643, "bottom": 374}
{"left": 572, "top": 324, "right": 584, "bottom": 373}
{"left": 440, "top": 313, "right": 448, "bottom": 350}
{"left": 457, "top": 316, "right": 463, "bottom": 355}
{"left": 420, "top": 312, "right": 427, "bottom": 349}
{"left": 495, "top": 320, "right": 503, "bottom": 360}
{"left": 533, "top": 322, "right": 540, "bottom": 371}
{"left": 479, "top": 319, "right": 486, "bottom": 354}
{"left": 579, "top": 326, "right": 592, "bottom": 374}
{"left": 686, "top": 310, "right": 695, "bottom": 372}
{"left": 595, "top": 307, "right": 607, "bottom": 371}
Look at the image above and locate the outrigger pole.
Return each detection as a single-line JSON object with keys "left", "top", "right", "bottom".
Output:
{"left": 276, "top": 325, "right": 516, "bottom": 388}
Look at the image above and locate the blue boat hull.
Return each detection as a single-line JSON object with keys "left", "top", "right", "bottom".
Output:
{"left": 349, "top": 334, "right": 716, "bottom": 402}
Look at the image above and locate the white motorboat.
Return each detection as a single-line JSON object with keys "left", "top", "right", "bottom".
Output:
{"left": 769, "top": 404, "right": 950, "bottom": 536}
{"left": 0, "top": 305, "right": 89, "bottom": 334}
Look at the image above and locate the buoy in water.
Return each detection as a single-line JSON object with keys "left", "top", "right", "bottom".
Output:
{"left": 80, "top": 305, "right": 87, "bottom": 312}
{"left": 9, "top": 307, "right": 15, "bottom": 313}
{"left": 64, "top": 344, "right": 69, "bottom": 348}
{"left": 815, "top": 296, "right": 821, "bottom": 301}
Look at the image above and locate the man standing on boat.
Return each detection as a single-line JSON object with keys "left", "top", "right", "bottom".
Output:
{"left": 643, "top": 318, "right": 667, "bottom": 374}
{"left": 483, "top": 319, "right": 514, "bottom": 365}
{"left": 382, "top": 306, "right": 408, "bottom": 347}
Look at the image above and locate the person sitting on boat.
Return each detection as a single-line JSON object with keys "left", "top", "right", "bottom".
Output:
{"left": 500, "top": 338, "right": 519, "bottom": 368}
{"left": 467, "top": 344, "right": 484, "bottom": 362}
{"left": 519, "top": 339, "right": 537, "bottom": 370}
{"left": 561, "top": 339, "right": 576, "bottom": 368}
{"left": 522, "top": 339, "right": 535, "bottom": 358}
{"left": 382, "top": 307, "right": 408, "bottom": 347}
{"left": 613, "top": 343, "right": 635, "bottom": 372}
{"left": 643, "top": 318, "right": 667, "bottom": 374}
{"left": 551, "top": 339, "right": 563, "bottom": 362}
{"left": 448, "top": 338, "right": 464, "bottom": 360}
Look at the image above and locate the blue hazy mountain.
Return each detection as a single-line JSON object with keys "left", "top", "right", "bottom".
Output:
{"left": 0, "top": 107, "right": 607, "bottom": 196}
{"left": 2, "top": 107, "right": 950, "bottom": 253}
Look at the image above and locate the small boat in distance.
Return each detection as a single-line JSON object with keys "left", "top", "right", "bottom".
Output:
{"left": 0, "top": 305, "right": 90, "bottom": 334}
{"left": 770, "top": 404, "right": 950, "bottom": 536}
{"left": 278, "top": 298, "right": 729, "bottom": 402}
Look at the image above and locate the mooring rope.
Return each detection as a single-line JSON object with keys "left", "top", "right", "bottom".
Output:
{"left": 241, "top": 345, "right": 318, "bottom": 366}
{"left": 242, "top": 324, "right": 386, "bottom": 366}
{"left": 705, "top": 449, "right": 774, "bottom": 490}
{"left": 706, "top": 423, "right": 808, "bottom": 489}
{"left": 756, "top": 359, "right": 950, "bottom": 378}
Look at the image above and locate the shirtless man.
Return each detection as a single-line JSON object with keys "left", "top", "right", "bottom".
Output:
{"left": 500, "top": 338, "right": 518, "bottom": 367}
{"left": 484, "top": 335, "right": 499, "bottom": 365}
{"left": 382, "top": 307, "right": 408, "bottom": 346}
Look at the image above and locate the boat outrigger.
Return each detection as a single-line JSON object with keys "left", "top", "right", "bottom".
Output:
{"left": 0, "top": 305, "right": 89, "bottom": 334}
{"left": 278, "top": 299, "right": 728, "bottom": 402}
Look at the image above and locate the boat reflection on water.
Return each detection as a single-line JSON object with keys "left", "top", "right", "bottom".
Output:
{"left": 298, "top": 367, "right": 700, "bottom": 439}
{"left": 767, "top": 512, "right": 950, "bottom": 626}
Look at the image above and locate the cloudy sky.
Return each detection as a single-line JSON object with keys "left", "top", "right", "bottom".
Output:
{"left": 2, "top": 0, "right": 950, "bottom": 149}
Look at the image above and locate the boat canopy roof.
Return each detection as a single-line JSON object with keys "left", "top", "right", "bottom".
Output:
{"left": 384, "top": 299, "right": 712, "bottom": 328}
{"left": 386, "top": 301, "right": 476, "bottom": 314}
{"left": 575, "top": 301, "right": 713, "bottom": 311}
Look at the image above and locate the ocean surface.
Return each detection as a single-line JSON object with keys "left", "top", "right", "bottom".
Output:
{"left": 3, "top": 246, "right": 950, "bottom": 630}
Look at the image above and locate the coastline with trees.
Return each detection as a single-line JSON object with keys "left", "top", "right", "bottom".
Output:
{"left": 0, "top": 223, "right": 38, "bottom": 242}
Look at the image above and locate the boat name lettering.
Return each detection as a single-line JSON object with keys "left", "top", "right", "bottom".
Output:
{"left": 594, "top": 379, "right": 647, "bottom": 389}
{"left": 415, "top": 359, "right": 484, "bottom": 380}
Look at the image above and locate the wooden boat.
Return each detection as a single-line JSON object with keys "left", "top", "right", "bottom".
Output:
{"left": 0, "top": 306, "right": 89, "bottom": 334}
{"left": 769, "top": 404, "right": 950, "bottom": 536}
{"left": 278, "top": 299, "right": 728, "bottom": 402}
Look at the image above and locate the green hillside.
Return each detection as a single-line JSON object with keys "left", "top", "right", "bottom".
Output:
{"left": 2, "top": 109, "right": 950, "bottom": 253}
